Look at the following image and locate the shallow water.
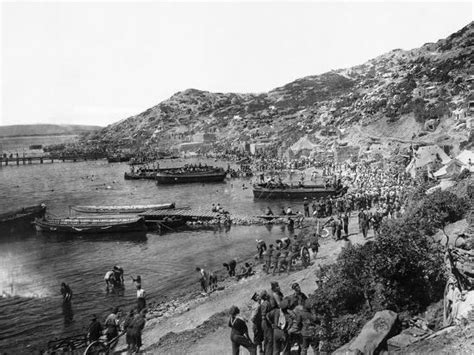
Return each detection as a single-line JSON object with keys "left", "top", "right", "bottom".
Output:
{"left": 0, "top": 159, "right": 302, "bottom": 352}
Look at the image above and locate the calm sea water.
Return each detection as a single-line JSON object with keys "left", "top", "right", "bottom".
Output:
{"left": 0, "top": 159, "right": 301, "bottom": 353}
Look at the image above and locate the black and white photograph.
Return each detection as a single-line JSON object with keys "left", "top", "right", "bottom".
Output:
{"left": 1, "top": 1, "right": 473, "bottom": 354}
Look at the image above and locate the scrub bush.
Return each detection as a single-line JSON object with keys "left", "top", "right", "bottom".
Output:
{"left": 309, "top": 189, "right": 468, "bottom": 351}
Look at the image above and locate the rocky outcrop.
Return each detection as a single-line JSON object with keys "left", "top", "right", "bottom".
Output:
{"left": 334, "top": 310, "right": 399, "bottom": 355}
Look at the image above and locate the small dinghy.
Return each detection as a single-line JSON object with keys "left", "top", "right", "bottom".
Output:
{"left": 70, "top": 203, "right": 175, "bottom": 214}
{"left": 34, "top": 216, "right": 147, "bottom": 234}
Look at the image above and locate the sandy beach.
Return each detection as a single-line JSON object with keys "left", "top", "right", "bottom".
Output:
{"left": 115, "top": 214, "right": 369, "bottom": 354}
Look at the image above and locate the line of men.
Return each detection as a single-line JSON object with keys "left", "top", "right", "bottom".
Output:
{"left": 306, "top": 190, "right": 405, "bottom": 219}
{"left": 257, "top": 234, "right": 319, "bottom": 276}
{"left": 228, "top": 281, "right": 324, "bottom": 355}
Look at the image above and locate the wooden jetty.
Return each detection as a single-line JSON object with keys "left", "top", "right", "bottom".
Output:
{"left": 139, "top": 208, "right": 309, "bottom": 225}
{"left": 0, "top": 156, "right": 97, "bottom": 167}
{"left": 140, "top": 208, "right": 222, "bottom": 222}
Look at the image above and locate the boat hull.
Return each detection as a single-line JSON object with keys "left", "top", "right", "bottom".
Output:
{"left": 124, "top": 172, "right": 157, "bottom": 180}
{"left": 71, "top": 203, "right": 175, "bottom": 214}
{"left": 156, "top": 171, "right": 227, "bottom": 184}
{"left": 252, "top": 186, "right": 339, "bottom": 200}
{"left": 34, "top": 217, "right": 147, "bottom": 234}
{"left": 0, "top": 205, "right": 46, "bottom": 234}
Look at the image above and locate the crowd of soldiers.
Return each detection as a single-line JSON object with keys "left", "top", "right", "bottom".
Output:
{"left": 227, "top": 159, "right": 418, "bottom": 354}
{"left": 305, "top": 160, "right": 415, "bottom": 238}
{"left": 229, "top": 281, "right": 324, "bottom": 355}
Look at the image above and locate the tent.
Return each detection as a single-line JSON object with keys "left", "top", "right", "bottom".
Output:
{"left": 455, "top": 149, "right": 474, "bottom": 167}
{"left": 405, "top": 145, "right": 451, "bottom": 178}
{"left": 433, "top": 159, "right": 464, "bottom": 178}
{"left": 433, "top": 149, "right": 474, "bottom": 178}
{"left": 290, "top": 135, "right": 317, "bottom": 152}
{"left": 288, "top": 135, "right": 318, "bottom": 157}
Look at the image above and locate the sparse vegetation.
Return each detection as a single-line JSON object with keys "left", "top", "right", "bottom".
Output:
{"left": 308, "top": 189, "right": 468, "bottom": 351}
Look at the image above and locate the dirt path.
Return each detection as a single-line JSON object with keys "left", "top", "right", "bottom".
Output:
{"left": 115, "top": 215, "right": 372, "bottom": 354}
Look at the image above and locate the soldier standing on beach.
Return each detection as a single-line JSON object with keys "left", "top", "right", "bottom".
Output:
{"left": 136, "top": 284, "right": 146, "bottom": 312}
{"left": 250, "top": 292, "right": 264, "bottom": 354}
{"left": 259, "top": 291, "right": 273, "bottom": 355}
{"left": 127, "top": 309, "right": 147, "bottom": 353}
{"left": 290, "top": 283, "right": 308, "bottom": 310}
{"left": 104, "top": 307, "right": 120, "bottom": 341}
{"left": 303, "top": 198, "right": 310, "bottom": 217}
{"left": 256, "top": 239, "right": 267, "bottom": 260}
{"left": 86, "top": 314, "right": 102, "bottom": 343}
{"left": 269, "top": 282, "right": 283, "bottom": 309}
{"left": 300, "top": 302, "right": 319, "bottom": 355}
{"left": 223, "top": 259, "right": 237, "bottom": 277}
{"left": 228, "top": 306, "right": 257, "bottom": 355}
{"left": 342, "top": 212, "right": 349, "bottom": 238}
{"left": 359, "top": 209, "right": 369, "bottom": 239}
{"left": 263, "top": 244, "right": 273, "bottom": 274}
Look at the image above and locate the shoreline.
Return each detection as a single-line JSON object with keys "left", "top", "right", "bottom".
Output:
{"left": 115, "top": 213, "right": 368, "bottom": 353}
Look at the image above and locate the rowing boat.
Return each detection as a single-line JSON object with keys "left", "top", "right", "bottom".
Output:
{"left": 34, "top": 216, "right": 147, "bottom": 234}
{"left": 156, "top": 167, "right": 227, "bottom": 184}
{"left": 71, "top": 203, "right": 175, "bottom": 214}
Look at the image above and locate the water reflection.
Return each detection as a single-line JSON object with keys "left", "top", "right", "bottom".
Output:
{"left": 264, "top": 224, "right": 274, "bottom": 233}
{"left": 0, "top": 228, "right": 36, "bottom": 244}
{"left": 106, "top": 285, "right": 125, "bottom": 297}
{"left": 62, "top": 300, "right": 74, "bottom": 325}
{"left": 35, "top": 231, "right": 148, "bottom": 243}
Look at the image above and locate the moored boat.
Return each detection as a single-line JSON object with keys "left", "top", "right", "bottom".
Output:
{"left": 0, "top": 204, "right": 47, "bottom": 233}
{"left": 124, "top": 169, "right": 160, "bottom": 180}
{"left": 71, "top": 203, "right": 175, "bottom": 214}
{"left": 34, "top": 216, "right": 146, "bottom": 234}
{"left": 156, "top": 166, "right": 227, "bottom": 184}
{"left": 252, "top": 183, "right": 347, "bottom": 200}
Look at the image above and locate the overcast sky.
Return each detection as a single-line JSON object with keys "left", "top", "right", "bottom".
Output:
{"left": 1, "top": 1, "right": 472, "bottom": 127}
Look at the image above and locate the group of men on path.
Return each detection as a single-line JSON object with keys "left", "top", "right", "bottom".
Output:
{"left": 229, "top": 281, "right": 324, "bottom": 355}
{"left": 258, "top": 233, "right": 318, "bottom": 276}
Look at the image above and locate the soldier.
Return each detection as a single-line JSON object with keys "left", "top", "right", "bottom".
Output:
{"left": 300, "top": 302, "right": 319, "bottom": 355}
{"left": 342, "top": 212, "right": 349, "bottom": 238}
{"left": 335, "top": 215, "right": 343, "bottom": 240}
{"left": 223, "top": 259, "right": 237, "bottom": 277}
{"left": 271, "top": 248, "right": 281, "bottom": 276}
{"left": 228, "top": 306, "right": 256, "bottom": 355}
{"left": 260, "top": 291, "right": 273, "bottom": 355}
{"left": 250, "top": 292, "right": 264, "bottom": 354}
{"left": 303, "top": 198, "right": 310, "bottom": 217}
{"left": 263, "top": 244, "right": 274, "bottom": 274}
{"left": 360, "top": 209, "right": 369, "bottom": 239}
{"left": 265, "top": 299, "right": 292, "bottom": 355}
{"left": 256, "top": 239, "right": 267, "bottom": 260}
{"left": 269, "top": 282, "right": 284, "bottom": 309}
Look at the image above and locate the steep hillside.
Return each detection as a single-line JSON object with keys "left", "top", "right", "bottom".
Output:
{"left": 0, "top": 124, "right": 101, "bottom": 138}
{"left": 86, "top": 22, "right": 473, "bottom": 154}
